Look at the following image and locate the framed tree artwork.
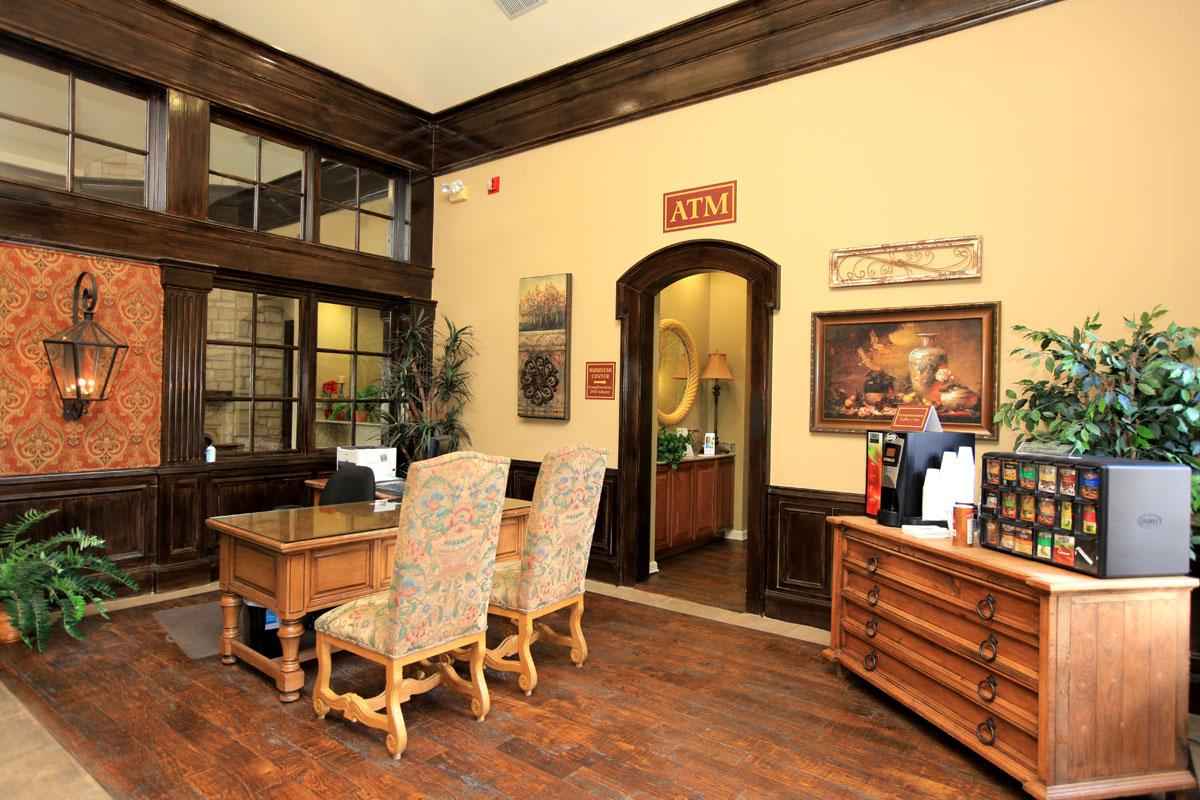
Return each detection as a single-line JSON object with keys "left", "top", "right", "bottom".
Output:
{"left": 810, "top": 302, "right": 1000, "bottom": 437}
{"left": 517, "top": 273, "right": 571, "bottom": 419}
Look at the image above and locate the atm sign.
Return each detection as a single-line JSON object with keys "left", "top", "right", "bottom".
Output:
{"left": 663, "top": 180, "right": 737, "bottom": 233}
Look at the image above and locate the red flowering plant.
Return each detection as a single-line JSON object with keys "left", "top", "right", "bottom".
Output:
{"left": 321, "top": 379, "right": 339, "bottom": 398}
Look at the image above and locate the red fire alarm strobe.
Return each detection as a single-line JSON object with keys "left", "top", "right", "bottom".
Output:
{"left": 487, "top": 176, "right": 500, "bottom": 195}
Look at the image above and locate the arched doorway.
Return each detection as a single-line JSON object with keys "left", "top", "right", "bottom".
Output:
{"left": 615, "top": 240, "right": 779, "bottom": 613}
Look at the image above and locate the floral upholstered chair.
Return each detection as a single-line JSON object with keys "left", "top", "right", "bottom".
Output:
{"left": 486, "top": 444, "right": 607, "bottom": 695}
{"left": 312, "top": 451, "right": 510, "bottom": 759}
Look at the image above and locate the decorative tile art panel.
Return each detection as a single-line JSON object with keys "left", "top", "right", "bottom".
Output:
{"left": 517, "top": 273, "right": 571, "bottom": 420}
{"left": 0, "top": 243, "right": 163, "bottom": 475}
{"left": 829, "top": 236, "right": 982, "bottom": 288}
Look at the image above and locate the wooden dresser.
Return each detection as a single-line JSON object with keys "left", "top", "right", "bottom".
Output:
{"left": 824, "top": 516, "right": 1197, "bottom": 800}
{"left": 655, "top": 454, "right": 735, "bottom": 559}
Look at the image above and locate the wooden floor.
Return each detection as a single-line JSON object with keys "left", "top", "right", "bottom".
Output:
{"left": 641, "top": 538, "right": 747, "bottom": 611}
{"left": 0, "top": 591, "right": 1051, "bottom": 799}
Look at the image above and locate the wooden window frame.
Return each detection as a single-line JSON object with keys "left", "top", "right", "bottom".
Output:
{"left": 313, "top": 299, "right": 394, "bottom": 452}
{"left": 313, "top": 149, "right": 410, "bottom": 260}
{"left": 206, "top": 115, "right": 306, "bottom": 239}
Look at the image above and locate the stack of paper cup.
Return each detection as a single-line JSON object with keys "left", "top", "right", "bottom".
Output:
{"left": 956, "top": 445, "right": 976, "bottom": 503}
{"left": 921, "top": 467, "right": 946, "bottom": 521}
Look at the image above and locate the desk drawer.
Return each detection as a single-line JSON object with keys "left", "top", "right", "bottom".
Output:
{"left": 843, "top": 631, "right": 1037, "bottom": 772}
{"left": 845, "top": 536, "right": 1038, "bottom": 636}
{"left": 844, "top": 568, "right": 1039, "bottom": 688}
{"left": 842, "top": 600, "right": 1037, "bottom": 733}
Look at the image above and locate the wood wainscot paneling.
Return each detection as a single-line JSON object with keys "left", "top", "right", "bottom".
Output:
{"left": 0, "top": 469, "right": 159, "bottom": 593}
{"left": 434, "top": 0, "right": 1059, "bottom": 171}
{"left": 505, "top": 459, "right": 619, "bottom": 584}
{"left": 0, "top": 0, "right": 432, "bottom": 170}
{"left": 764, "top": 486, "right": 864, "bottom": 628}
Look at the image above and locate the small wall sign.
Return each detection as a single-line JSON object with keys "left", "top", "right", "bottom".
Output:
{"left": 890, "top": 404, "right": 943, "bottom": 432}
{"left": 585, "top": 362, "right": 616, "bottom": 399}
{"left": 663, "top": 180, "right": 736, "bottom": 233}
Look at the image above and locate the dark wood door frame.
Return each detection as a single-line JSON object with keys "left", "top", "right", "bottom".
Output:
{"left": 615, "top": 240, "right": 780, "bottom": 614}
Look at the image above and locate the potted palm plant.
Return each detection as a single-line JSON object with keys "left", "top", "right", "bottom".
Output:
{"left": 381, "top": 311, "right": 475, "bottom": 474}
{"left": 0, "top": 508, "right": 138, "bottom": 651}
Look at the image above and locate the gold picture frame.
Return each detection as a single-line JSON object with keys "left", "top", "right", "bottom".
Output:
{"left": 829, "top": 235, "right": 982, "bottom": 288}
{"left": 810, "top": 302, "right": 1000, "bottom": 437}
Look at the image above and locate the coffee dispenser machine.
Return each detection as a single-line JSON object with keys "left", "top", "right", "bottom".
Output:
{"left": 866, "top": 430, "right": 975, "bottom": 527}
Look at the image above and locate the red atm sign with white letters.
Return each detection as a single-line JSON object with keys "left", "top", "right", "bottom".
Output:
{"left": 662, "top": 180, "right": 737, "bottom": 233}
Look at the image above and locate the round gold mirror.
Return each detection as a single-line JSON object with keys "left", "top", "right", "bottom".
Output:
{"left": 656, "top": 318, "right": 698, "bottom": 427}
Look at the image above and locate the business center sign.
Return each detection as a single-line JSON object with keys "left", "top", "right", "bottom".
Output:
{"left": 662, "top": 180, "right": 737, "bottom": 233}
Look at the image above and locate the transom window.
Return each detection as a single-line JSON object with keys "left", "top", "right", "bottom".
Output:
{"left": 315, "top": 302, "right": 391, "bottom": 448}
{"left": 318, "top": 159, "right": 396, "bottom": 257}
{"left": 208, "top": 121, "right": 305, "bottom": 238}
{"left": 0, "top": 50, "right": 148, "bottom": 206}
{"left": 204, "top": 288, "right": 302, "bottom": 454}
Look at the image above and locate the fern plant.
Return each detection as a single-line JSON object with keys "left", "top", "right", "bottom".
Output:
{"left": 0, "top": 508, "right": 138, "bottom": 652}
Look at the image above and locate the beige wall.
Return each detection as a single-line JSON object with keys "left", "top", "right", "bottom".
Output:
{"left": 431, "top": 0, "right": 1200, "bottom": 496}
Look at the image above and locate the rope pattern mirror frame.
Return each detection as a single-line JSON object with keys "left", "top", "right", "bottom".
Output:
{"left": 657, "top": 318, "right": 699, "bottom": 426}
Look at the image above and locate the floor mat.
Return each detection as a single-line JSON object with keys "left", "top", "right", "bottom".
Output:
{"left": 153, "top": 601, "right": 221, "bottom": 659}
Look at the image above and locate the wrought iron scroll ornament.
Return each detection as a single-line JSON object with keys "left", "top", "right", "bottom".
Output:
{"left": 829, "top": 236, "right": 982, "bottom": 288}
{"left": 520, "top": 354, "right": 560, "bottom": 406}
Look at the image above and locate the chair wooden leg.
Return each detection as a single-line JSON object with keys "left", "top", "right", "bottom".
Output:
{"left": 567, "top": 595, "right": 587, "bottom": 667}
{"left": 515, "top": 615, "right": 537, "bottom": 696}
{"left": 384, "top": 660, "right": 407, "bottom": 760}
{"left": 313, "top": 633, "right": 333, "bottom": 720}
{"left": 468, "top": 638, "right": 490, "bottom": 721}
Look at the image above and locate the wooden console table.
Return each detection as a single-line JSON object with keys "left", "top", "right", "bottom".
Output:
{"left": 824, "top": 515, "right": 1197, "bottom": 800}
{"left": 207, "top": 497, "right": 530, "bottom": 702}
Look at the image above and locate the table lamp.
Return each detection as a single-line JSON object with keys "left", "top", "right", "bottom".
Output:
{"left": 699, "top": 353, "right": 735, "bottom": 449}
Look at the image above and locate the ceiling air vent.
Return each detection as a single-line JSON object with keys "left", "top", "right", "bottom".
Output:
{"left": 495, "top": 0, "right": 546, "bottom": 20}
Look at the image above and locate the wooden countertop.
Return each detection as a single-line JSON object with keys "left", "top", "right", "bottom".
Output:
{"left": 829, "top": 515, "right": 1198, "bottom": 594}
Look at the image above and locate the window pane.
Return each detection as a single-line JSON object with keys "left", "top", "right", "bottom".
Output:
{"left": 75, "top": 80, "right": 145, "bottom": 149}
{"left": 255, "top": 296, "right": 299, "bottom": 346}
{"left": 315, "top": 402, "right": 353, "bottom": 449}
{"left": 255, "top": 349, "right": 297, "bottom": 398}
{"left": 258, "top": 186, "right": 302, "bottom": 237}
{"left": 317, "top": 302, "right": 354, "bottom": 350}
{"left": 0, "top": 118, "right": 67, "bottom": 189}
{"left": 357, "top": 308, "right": 388, "bottom": 353}
{"left": 320, "top": 159, "right": 356, "bottom": 205}
{"left": 354, "top": 413, "right": 382, "bottom": 445}
{"left": 318, "top": 202, "right": 356, "bottom": 250}
{"left": 208, "top": 174, "right": 255, "bottom": 228}
{"left": 316, "top": 351, "right": 353, "bottom": 399}
{"left": 254, "top": 401, "right": 296, "bottom": 451}
{"left": 356, "top": 355, "right": 383, "bottom": 396}
{"left": 209, "top": 123, "right": 256, "bottom": 180}
{"left": 0, "top": 52, "right": 68, "bottom": 129}
{"left": 360, "top": 193, "right": 391, "bottom": 217}
{"left": 205, "top": 345, "right": 252, "bottom": 396}
{"left": 206, "top": 288, "right": 253, "bottom": 342}
{"left": 204, "top": 400, "right": 251, "bottom": 453}
{"left": 260, "top": 138, "right": 303, "bottom": 188}
{"left": 74, "top": 139, "right": 144, "bottom": 204}
{"left": 359, "top": 211, "right": 390, "bottom": 257}
{"left": 359, "top": 170, "right": 390, "bottom": 205}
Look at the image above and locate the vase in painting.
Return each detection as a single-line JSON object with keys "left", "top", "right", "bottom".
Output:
{"left": 908, "top": 333, "right": 948, "bottom": 401}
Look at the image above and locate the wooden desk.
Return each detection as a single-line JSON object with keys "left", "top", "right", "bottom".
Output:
{"left": 207, "top": 497, "right": 531, "bottom": 702}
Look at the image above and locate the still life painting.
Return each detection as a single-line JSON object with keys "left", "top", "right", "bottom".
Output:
{"left": 810, "top": 303, "right": 999, "bottom": 437}
{"left": 517, "top": 273, "right": 571, "bottom": 419}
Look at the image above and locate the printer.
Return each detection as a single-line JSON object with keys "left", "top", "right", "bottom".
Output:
{"left": 336, "top": 446, "right": 397, "bottom": 482}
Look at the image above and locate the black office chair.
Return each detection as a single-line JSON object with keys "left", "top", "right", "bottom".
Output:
{"left": 320, "top": 464, "right": 377, "bottom": 506}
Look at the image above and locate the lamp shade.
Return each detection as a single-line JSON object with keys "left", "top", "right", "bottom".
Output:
{"left": 700, "top": 353, "right": 734, "bottom": 381}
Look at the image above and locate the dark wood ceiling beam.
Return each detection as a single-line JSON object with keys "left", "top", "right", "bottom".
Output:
{"left": 0, "top": 182, "right": 432, "bottom": 298}
{"left": 433, "top": 0, "right": 1059, "bottom": 172}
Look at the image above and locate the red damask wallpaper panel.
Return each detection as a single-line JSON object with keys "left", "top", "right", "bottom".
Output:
{"left": 0, "top": 243, "right": 163, "bottom": 476}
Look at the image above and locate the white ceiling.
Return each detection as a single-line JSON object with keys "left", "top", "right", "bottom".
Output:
{"left": 173, "top": 0, "right": 737, "bottom": 113}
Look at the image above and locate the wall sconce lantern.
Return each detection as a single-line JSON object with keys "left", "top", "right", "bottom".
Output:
{"left": 42, "top": 272, "right": 128, "bottom": 420}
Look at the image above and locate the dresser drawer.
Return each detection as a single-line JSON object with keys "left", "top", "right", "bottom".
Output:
{"left": 845, "top": 535, "right": 1038, "bottom": 637}
{"left": 843, "top": 631, "right": 1038, "bottom": 773}
{"left": 842, "top": 600, "right": 1038, "bottom": 734}
{"left": 844, "top": 568, "right": 1039, "bottom": 688}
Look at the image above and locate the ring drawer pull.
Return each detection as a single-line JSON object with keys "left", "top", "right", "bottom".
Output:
{"left": 866, "top": 586, "right": 880, "bottom": 606}
{"left": 865, "top": 618, "right": 878, "bottom": 639}
{"left": 976, "top": 718, "right": 996, "bottom": 746}
{"left": 863, "top": 651, "right": 877, "bottom": 672}
{"left": 976, "top": 593, "right": 996, "bottom": 621}
{"left": 977, "top": 675, "right": 997, "bottom": 702}
{"left": 978, "top": 634, "right": 999, "bottom": 663}
{"left": 866, "top": 556, "right": 879, "bottom": 574}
